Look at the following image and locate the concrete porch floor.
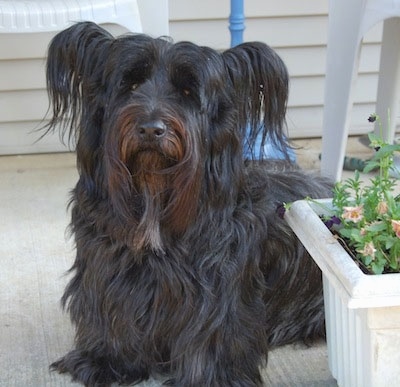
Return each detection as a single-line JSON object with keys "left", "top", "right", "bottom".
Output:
{"left": 0, "top": 137, "right": 374, "bottom": 386}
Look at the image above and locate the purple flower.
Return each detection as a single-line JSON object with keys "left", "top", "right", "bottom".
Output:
{"left": 324, "top": 215, "right": 341, "bottom": 229}
{"left": 276, "top": 203, "right": 286, "bottom": 219}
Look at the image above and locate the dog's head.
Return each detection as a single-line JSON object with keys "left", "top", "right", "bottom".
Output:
{"left": 45, "top": 22, "right": 289, "bottom": 252}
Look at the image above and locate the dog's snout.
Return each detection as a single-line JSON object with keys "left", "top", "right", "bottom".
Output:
{"left": 138, "top": 120, "right": 167, "bottom": 139}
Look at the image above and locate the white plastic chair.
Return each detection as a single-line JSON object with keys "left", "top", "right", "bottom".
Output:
{"left": 0, "top": 0, "right": 169, "bottom": 36}
{"left": 321, "top": 0, "right": 400, "bottom": 181}
{"left": 0, "top": 0, "right": 143, "bottom": 34}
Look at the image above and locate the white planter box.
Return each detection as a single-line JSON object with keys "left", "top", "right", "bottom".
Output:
{"left": 285, "top": 199, "right": 400, "bottom": 387}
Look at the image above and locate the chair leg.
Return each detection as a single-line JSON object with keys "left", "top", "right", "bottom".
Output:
{"left": 321, "top": 0, "right": 366, "bottom": 181}
{"left": 374, "top": 17, "right": 400, "bottom": 144}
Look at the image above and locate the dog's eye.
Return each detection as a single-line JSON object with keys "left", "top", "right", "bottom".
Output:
{"left": 131, "top": 83, "right": 139, "bottom": 91}
{"left": 182, "top": 89, "right": 190, "bottom": 96}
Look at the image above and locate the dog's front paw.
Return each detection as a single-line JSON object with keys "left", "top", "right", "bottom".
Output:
{"left": 50, "top": 350, "right": 115, "bottom": 387}
{"left": 51, "top": 350, "right": 148, "bottom": 386}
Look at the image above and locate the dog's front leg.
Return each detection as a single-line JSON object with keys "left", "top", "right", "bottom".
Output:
{"left": 50, "top": 232, "right": 152, "bottom": 386}
{"left": 168, "top": 334, "right": 265, "bottom": 386}
{"left": 51, "top": 308, "right": 151, "bottom": 387}
{"left": 167, "top": 293, "right": 267, "bottom": 387}
{"left": 51, "top": 346, "right": 150, "bottom": 387}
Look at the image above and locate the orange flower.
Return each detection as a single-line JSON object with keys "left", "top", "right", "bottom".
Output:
{"left": 358, "top": 241, "right": 376, "bottom": 259}
{"left": 342, "top": 205, "right": 364, "bottom": 223}
{"left": 376, "top": 201, "right": 389, "bottom": 215}
{"left": 391, "top": 220, "right": 400, "bottom": 238}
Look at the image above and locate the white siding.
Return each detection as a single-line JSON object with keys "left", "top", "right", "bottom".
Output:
{"left": 0, "top": 0, "right": 385, "bottom": 154}
{"left": 0, "top": 25, "right": 132, "bottom": 155}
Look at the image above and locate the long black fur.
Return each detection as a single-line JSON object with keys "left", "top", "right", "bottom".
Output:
{"left": 46, "top": 22, "right": 332, "bottom": 386}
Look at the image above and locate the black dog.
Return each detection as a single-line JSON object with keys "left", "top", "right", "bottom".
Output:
{"left": 46, "top": 22, "right": 332, "bottom": 386}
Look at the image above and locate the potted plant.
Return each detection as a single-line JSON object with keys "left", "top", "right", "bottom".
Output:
{"left": 284, "top": 115, "right": 400, "bottom": 387}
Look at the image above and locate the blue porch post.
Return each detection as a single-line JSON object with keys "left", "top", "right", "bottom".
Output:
{"left": 229, "top": 0, "right": 245, "bottom": 47}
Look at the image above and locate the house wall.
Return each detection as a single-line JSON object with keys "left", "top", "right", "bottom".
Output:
{"left": 0, "top": 0, "right": 384, "bottom": 154}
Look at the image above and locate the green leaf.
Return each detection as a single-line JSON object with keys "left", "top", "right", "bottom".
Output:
{"left": 363, "top": 255, "right": 373, "bottom": 265}
{"left": 385, "top": 237, "right": 397, "bottom": 250}
{"left": 372, "top": 144, "right": 400, "bottom": 160}
{"left": 365, "top": 222, "right": 387, "bottom": 233}
{"left": 363, "top": 161, "right": 380, "bottom": 174}
{"left": 371, "top": 261, "right": 385, "bottom": 274}
{"left": 367, "top": 132, "right": 380, "bottom": 144}
{"left": 339, "top": 227, "right": 355, "bottom": 240}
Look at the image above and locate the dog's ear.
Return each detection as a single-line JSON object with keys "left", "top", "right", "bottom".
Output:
{"left": 222, "top": 42, "right": 289, "bottom": 159}
{"left": 44, "top": 21, "right": 113, "bottom": 144}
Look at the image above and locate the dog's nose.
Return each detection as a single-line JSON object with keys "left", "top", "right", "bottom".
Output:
{"left": 138, "top": 120, "right": 167, "bottom": 140}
